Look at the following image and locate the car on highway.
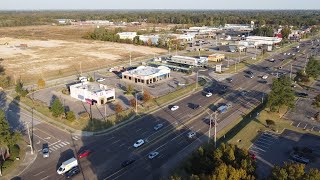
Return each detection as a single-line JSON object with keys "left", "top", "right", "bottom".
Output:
{"left": 42, "top": 143, "right": 49, "bottom": 158}
{"left": 170, "top": 105, "right": 179, "bottom": 111}
{"left": 262, "top": 75, "right": 268, "bottom": 79}
{"left": 133, "top": 139, "right": 145, "bottom": 148}
{"left": 121, "top": 159, "right": 136, "bottom": 167}
{"left": 96, "top": 78, "right": 105, "bottom": 82}
{"left": 148, "top": 152, "right": 159, "bottom": 159}
{"left": 189, "top": 103, "right": 200, "bottom": 109}
{"left": 206, "top": 92, "right": 213, "bottom": 97}
{"left": 65, "top": 166, "right": 80, "bottom": 179}
{"left": 187, "top": 131, "right": 196, "bottom": 139}
{"left": 154, "top": 123, "right": 164, "bottom": 131}
{"left": 240, "top": 90, "right": 248, "bottom": 96}
{"left": 78, "top": 149, "right": 92, "bottom": 159}
{"left": 264, "top": 67, "right": 272, "bottom": 71}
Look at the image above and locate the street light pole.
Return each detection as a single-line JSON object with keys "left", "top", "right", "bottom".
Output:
{"left": 26, "top": 123, "right": 34, "bottom": 154}
{"left": 135, "top": 93, "right": 138, "bottom": 114}
{"left": 290, "top": 64, "right": 293, "bottom": 80}
{"left": 208, "top": 114, "right": 212, "bottom": 143}
{"left": 195, "top": 71, "right": 198, "bottom": 91}
{"left": 214, "top": 111, "right": 217, "bottom": 148}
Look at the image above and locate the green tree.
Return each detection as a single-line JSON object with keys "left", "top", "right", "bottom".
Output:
{"left": 126, "top": 85, "right": 134, "bottom": 95}
{"left": 267, "top": 76, "right": 295, "bottom": 112}
{"left": 305, "top": 168, "right": 320, "bottom": 179}
{"left": 66, "top": 111, "right": 76, "bottom": 121}
{"left": 15, "top": 80, "right": 28, "bottom": 97}
{"left": 305, "top": 57, "right": 320, "bottom": 79}
{"left": 313, "top": 94, "right": 320, "bottom": 107}
{"left": 50, "top": 98, "right": 64, "bottom": 117}
{"left": 281, "top": 27, "right": 291, "bottom": 39}
{"left": 295, "top": 70, "right": 309, "bottom": 82}
{"left": 270, "top": 162, "right": 305, "bottom": 180}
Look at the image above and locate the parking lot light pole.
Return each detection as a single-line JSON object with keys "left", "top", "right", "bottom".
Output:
{"left": 214, "top": 111, "right": 217, "bottom": 148}
{"left": 25, "top": 122, "right": 34, "bottom": 155}
{"left": 135, "top": 93, "right": 138, "bottom": 114}
{"left": 290, "top": 64, "right": 293, "bottom": 80}
{"left": 195, "top": 71, "right": 199, "bottom": 91}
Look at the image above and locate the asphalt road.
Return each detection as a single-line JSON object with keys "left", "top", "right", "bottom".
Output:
{"left": 13, "top": 38, "right": 320, "bottom": 180}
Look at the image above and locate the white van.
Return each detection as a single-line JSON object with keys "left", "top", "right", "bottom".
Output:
{"left": 57, "top": 158, "right": 78, "bottom": 175}
{"left": 78, "top": 76, "right": 88, "bottom": 82}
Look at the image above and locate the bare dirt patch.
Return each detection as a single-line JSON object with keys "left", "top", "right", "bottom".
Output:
{"left": 0, "top": 36, "right": 166, "bottom": 83}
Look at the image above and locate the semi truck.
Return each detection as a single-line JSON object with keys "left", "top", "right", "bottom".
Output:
{"left": 57, "top": 157, "right": 78, "bottom": 175}
{"left": 217, "top": 103, "right": 232, "bottom": 113}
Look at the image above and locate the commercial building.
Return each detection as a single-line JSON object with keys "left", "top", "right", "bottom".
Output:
{"left": 122, "top": 66, "right": 170, "bottom": 85}
{"left": 69, "top": 82, "right": 115, "bottom": 105}
{"left": 138, "top": 35, "right": 159, "bottom": 45}
{"left": 224, "top": 21, "right": 255, "bottom": 31}
{"left": 167, "top": 56, "right": 207, "bottom": 67}
{"left": 240, "top": 36, "right": 282, "bottom": 47}
{"left": 117, "top": 32, "right": 137, "bottom": 40}
{"left": 208, "top": 54, "right": 225, "bottom": 62}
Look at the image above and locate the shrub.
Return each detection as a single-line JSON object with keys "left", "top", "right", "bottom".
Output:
{"left": 9, "top": 144, "right": 20, "bottom": 160}
{"left": 2, "top": 159, "right": 14, "bottom": 169}
{"left": 66, "top": 111, "right": 76, "bottom": 122}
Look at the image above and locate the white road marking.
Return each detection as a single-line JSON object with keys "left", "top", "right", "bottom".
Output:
{"left": 111, "top": 139, "right": 121, "bottom": 145}
{"left": 40, "top": 176, "right": 50, "bottom": 180}
{"left": 119, "top": 143, "right": 126, "bottom": 147}
{"left": 33, "top": 133, "right": 49, "bottom": 142}
{"left": 105, "top": 137, "right": 115, "bottom": 141}
{"left": 255, "top": 141, "right": 270, "bottom": 148}
{"left": 51, "top": 146, "right": 57, "bottom": 150}
{"left": 33, "top": 170, "right": 45, "bottom": 176}
{"left": 49, "top": 140, "right": 61, "bottom": 147}
{"left": 304, "top": 124, "right": 308, "bottom": 129}
{"left": 297, "top": 122, "right": 301, "bottom": 127}
{"left": 65, "top": 141, "right": 70, "bottom": 145}
{"left": 61, "top": 142, "right": 67, "bottom": 146}
{"left": 44, "top": 137, "right": 51, "bottom": 140}
{"left": 53, "top": 145, "right": 61, "bottom": 149}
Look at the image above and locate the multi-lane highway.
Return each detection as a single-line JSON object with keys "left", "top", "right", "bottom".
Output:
{"left": 13, "top": 38, "right": 320, "bottom": 180}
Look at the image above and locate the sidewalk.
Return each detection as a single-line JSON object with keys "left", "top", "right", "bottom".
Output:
{"left": 6, "top": 83, "right": 206, "bottom": 137}
{"left": 3, "top": 151, "right": 37, "bottom": 180}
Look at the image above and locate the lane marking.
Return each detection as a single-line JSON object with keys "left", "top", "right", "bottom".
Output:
{"left": 33, "top": 170, "right": 45, "bottom": 176}
{"left": 297, "top": 122, "right": 301, "bottom": 127}
{"left": 61, "top": 142, "right": 67, "bottom": 146}
{"left": 111, "top": 139, "right": 121, "bottom": 145}
{"left": 40, "top": 176, "right": 50, "bottom": 180}
{"left": 119, "top": 143, "right": 126, "bottom": 147}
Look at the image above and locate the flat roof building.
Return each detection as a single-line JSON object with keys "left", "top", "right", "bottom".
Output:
{"left": 70, "top": 82, "right": 115, "bottom": 105}
{"left": 240, "top": 36, "right": 282, "bottom": 46}
{"left": 168, "top": 56, "right": 207, "bottom": 67}
{"left": 139, "top": 35, "right": 159, "bottom": 45}
{"left": 122, "top": 66, "right": 170, "bottom": 85}
{"left": 208, "top": 54, "right": 225, "bottom": 62}
{"left": 117, "top": 32, "right": 137, "bottom": 40}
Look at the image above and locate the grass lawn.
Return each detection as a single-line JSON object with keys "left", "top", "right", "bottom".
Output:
{"left": 220, "top": 104, "right": 320, "bottom": 150}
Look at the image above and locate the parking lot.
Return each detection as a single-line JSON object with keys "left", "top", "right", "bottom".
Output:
{"left": 250, "top": 129, "right": 320, "bottom": 179}
{"left": 30, "top": 71, "right": 196, "bottom": 119}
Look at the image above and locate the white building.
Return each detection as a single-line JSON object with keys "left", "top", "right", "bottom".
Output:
{"left": 239, "top": 36, "right": 282, "bottom": 47}
{"left": 122, "top": 66, "right": 170, "bottom": 85}
{"left": 168, "top": 56, "right": 207, "bottom": 67}
{"left": 70, "top": 82, "right": 115, "bottom": 105}
{"left": 178, "top": 34, "right": 195, "bottom": 41}
{"left": 117, "top": 32, "right": 137, "bottom": 40}
{"left": 224, "top": 21, "right": 255, "bottom": 31}
{"left": 139, "top": 35, "right": 159, "bottom": 45}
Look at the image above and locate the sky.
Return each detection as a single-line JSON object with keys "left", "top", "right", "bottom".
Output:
{"left": 0, "top": 0, "right": 319, "bottom": 10}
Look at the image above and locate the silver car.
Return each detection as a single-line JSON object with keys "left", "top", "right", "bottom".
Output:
{"left": 154, "top": 123, "right": 164, "bottom": 131}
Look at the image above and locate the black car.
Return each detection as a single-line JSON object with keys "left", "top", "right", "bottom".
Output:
{"left": 258, "top": 80, "right": 268, "bottom": 84}
{"left": 189, "top": 103, "right": 200, "bottom": 109}
{"left": 296, "top": 92, "right": 308, "bottom": 98}
{"left": 65, "top": 166, "right": 80, "bottom": 179}
{"left": 245, "top": 70, "right": 253, "bottom": 75}
{"left": 226, "top": 78, "right": 233, "bottom": 82}
{"left": 121, "top": 159, "right": 135, "bottom": 167}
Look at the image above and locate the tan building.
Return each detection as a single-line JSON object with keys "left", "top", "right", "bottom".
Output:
{"left": 208, "top": 54, "right": 225, "bottom": 62}
{"left": 122, "top": 66, "right": 170, "bottom": 85}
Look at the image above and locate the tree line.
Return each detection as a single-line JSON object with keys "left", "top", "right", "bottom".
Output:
{"left": 0, "top": 10, "right": 319, "bottom": 27}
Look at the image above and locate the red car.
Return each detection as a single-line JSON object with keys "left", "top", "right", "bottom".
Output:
{"left": 249, "top": 152, "right": 256, "bottom": 160}
{"left": 78, "top": 150, "right": 91, "bottom": 158}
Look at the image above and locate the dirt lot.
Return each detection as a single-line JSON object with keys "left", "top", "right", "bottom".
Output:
{"left": 0, "top": 32, "right": 166, "bottom": 83}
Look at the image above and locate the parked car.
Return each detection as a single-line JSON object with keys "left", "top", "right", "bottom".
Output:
{"left": 262, "top": 75, "right": 268, "bottom": 79}
{"left": 187, "top": 131, "right": 196, "bottom": 139}
{"left": 170, "top": 105, "right": 179, "bottom": 111}
{"left": 226, "top": 78, "right": 233, "bottom": 82}
{"left": 291, "top": 153, "right": 309, "bottom": 164}
{"left": 65, "top": 166, "right": 80, "bottom": 179}
{"left": 42, "top": 143, "right": 49, "bottom": 158}
{"left": 96, "top": 78, "right": 105, "bottom": 82}
{"left": 133, "top": 139, "right": 145, "bottom": 148}
{"left": 258, "top": 80, "right": 268, "bottom": 84}
{"left": 296, "top": 92, "right": 308, "bottom": 98}
{"left": 206, "top": 92, "right": 213, "bottom": 97}
{"left": 269, "top": 58, "right": 275, "bottom": 62}
{"left": 121, "top": 159, "right": 136, "bottom": 167}
{"left": 148, "top": 152, "right": 159, "bottom": 159}
{"left": 154, "top": 123, "right": 164, "bottom": 131}
{"left": 78, "top": 149, "right": 92, "bottom": 159}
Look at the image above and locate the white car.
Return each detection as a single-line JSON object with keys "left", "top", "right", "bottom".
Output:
{"left": 133, "top": 139, "right": 145, "bottom": 148}
{"left": 154, "top": 123, "right": 163, "bottom": 131}
{"left": 187, "top": 131, "right": 196, "bottom": 139}
{"left": 170, "top": 105, "right": 179, "bottom": 111}
{"left": 206, "top": 92, "right": 213, "bottom": 97}
{"left": 148, "top": 152, "right": 159, "bottom": 159}
{"left": 262, "top": 75, "right": 268, "bottom": 79}
{"left": 96, "top": 78, "right": 105, "bottom": 82}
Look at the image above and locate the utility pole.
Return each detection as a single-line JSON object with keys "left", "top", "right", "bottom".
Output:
{"left": 208, "top": 114, "right": 212, "bottom": 143}
{"left": 175, "top": 44, "right": 178, "bottom": 56}
{"left": 304, "top": 54, "right": 308, "bottom": 73}
{"left": 198, "top": 41, "right": 201, "bottom": 57}
{"left": 290, "top": 64, "right": 293, "bottom": 80}
{"left": 214, "top": 111, "right": 217, "bottom": 148}
{"left": 135, "top": 93, "right": 138, "bottom": 114}
{"left": 26, "top": 123, "right": 34, "bottom": 154}
{"left": 195, "top": 71, "right": 198, "bottom": 91}
{"left": 79, "top": 62, "right": 82, "bottom": 75}
{"left": 104, "top": 104, "right": 107, "bottom": 120}
{"left": 129, "top": 50, "right": 132, "bottom": 67}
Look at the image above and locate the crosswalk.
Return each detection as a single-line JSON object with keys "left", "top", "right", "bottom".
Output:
{"left": 38, "top": 140, "right": 70, "bottom": 153}
{"left": 72, "top": 135, "right": 81, "bottom": 141}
